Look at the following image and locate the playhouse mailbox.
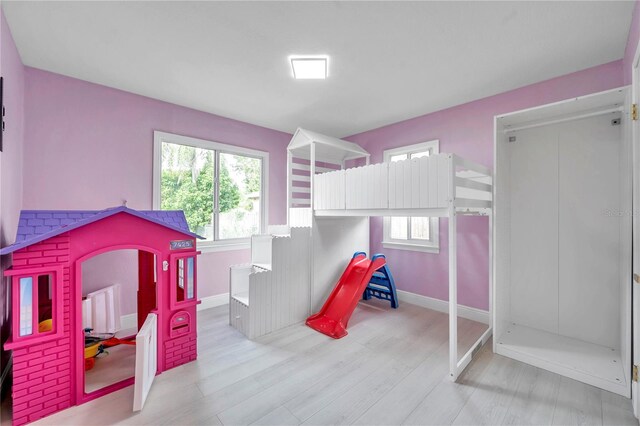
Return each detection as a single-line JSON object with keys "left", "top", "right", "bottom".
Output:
{"left": 169, "top": 311, "right": 192, "bottom": 338}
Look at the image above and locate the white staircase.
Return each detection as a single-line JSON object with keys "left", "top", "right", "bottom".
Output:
{"left": 229, "top": 225, "right": 311, "bottom": 339}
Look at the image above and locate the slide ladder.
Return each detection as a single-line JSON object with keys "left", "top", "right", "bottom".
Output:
{"left": 362, "top": 264, "right": 398, "bottom": 309}
{"left": 306, "top": 252, "right": 386, "bottom": 339}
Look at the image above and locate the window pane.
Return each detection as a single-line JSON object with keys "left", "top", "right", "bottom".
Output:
{"left": 390, "top": 217, "right": 408, "bottom": 240}
{"left": 161, "top": 142, "right": 215, "bottom": 241}
{"left": 390, "top": 154, "right": 408, "bottom": 162}
{"left": 410, "top": 150, "right": 430, "bottom": 159}
{"left": 219, "top": 153, "right": 262, "bottom": 239}
{"left": 177, "top": 258, "right": 185, "bottom": 302}
{"left": 19, "top": 277, "right": 33, "bottom": 337}
{"left": 37, "top": 275, "right": 53, "bottom": 326}
{"left": 186, "top": 257, "right": 194, "bottom": 299}
{"left": 411, "top": 217, "right": 430, "bottom": 240}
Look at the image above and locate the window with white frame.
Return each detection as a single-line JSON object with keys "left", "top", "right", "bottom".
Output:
{"left": 153, "top": 131, "right": 268, "bottom": 251}
{"left": 383, "top": 140, "right": 439, "bottom": 253}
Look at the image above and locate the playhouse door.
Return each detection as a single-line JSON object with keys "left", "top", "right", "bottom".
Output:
{"left": 133, "top": 313, "right": 158, "bottom": 411}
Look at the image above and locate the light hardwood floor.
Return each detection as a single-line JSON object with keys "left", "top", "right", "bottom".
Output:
{"left": 2, "top": 300, "right": 637, "bottom": 425}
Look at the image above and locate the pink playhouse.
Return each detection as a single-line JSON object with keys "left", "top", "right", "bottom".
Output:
{"left": 1, "top": 206, "right": 202, "bottom": 425}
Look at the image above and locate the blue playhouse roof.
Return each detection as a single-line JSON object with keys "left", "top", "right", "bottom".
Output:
{"left": 0, "top": 206, "right": 204, "bottom": 256}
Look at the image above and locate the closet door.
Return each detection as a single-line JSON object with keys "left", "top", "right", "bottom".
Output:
{"left": 509, "top": 126, "right": 559, "bottom": 334}
{"left": 558, "top": 115, "right": 621, "bottom": 348}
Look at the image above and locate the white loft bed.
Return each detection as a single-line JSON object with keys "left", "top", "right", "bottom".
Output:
{"left": 287, "top": 128, "right": 493, "bottom": 381}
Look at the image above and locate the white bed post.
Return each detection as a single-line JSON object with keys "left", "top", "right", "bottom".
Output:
{"left": 286, "top": 149, "right": 292, "bottom": 227}
{"left": 448, "top": 155, "right": 458, "bottom": 381}
{"left": 449, "top": 210, "right": 458, "bottom": 380}
{"left": 309, "top": 142, "right": 316, "bottom": 314}
{"left": 489, "top": 194, "right": 494, "bottom": 337}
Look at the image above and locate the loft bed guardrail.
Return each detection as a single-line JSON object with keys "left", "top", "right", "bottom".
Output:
{"left": 312, "top": 153, "right": 492, "bottom": 217}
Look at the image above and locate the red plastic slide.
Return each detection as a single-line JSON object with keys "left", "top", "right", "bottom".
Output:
{"left": 306, "top": 253, "right": 386, "bottom": 339}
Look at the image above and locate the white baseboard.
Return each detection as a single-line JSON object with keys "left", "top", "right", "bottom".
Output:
{"left": 396, "top": 290, "right": 490, "bottom": 325}
{"left": 122, "top": 292, "right": 485, "bottom": 325}
{"left": 121, "top": 313, "right": 137, "bottom": 330}
{"left": 198, "top": 293, "right": 230, "bottom": 311}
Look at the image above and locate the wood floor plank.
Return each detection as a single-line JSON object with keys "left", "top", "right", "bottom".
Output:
{"left": 17, "top": 303, "right": 635, "bottom": 426}
{"left": 402, "top": 343, "right": 494, "bottom": 425}
{"left": 601, "top": 390, "right": 637, "bottom": 426}
{"left": 551, "top": 376, "right": 603, "bottom": 426}
{"left": 354, "top": 314, "right": 485, "bottom": 426}
{"left": 300, "top": 356, "right": 415, "bottom": 425}
{"left": 163, "top": 377, "right": 266, "bottom": 424}
{"left": 159, "top": 408, "right": 223, "bottom": 426}
{"left": 217, "top": 341, "right": 367, "bottom": 425}
{"left": 457, "top": 320, "right": 489, "bottom": 357}
{"left": 352, "top": 341, "right": 450, "bottom": 426}
{"left": 283, "top": 350, "right": 381, "bottom": 421}
{"left": 197, "top": 347, "right": 294, "bottom": 396}
{"left": 251, "top": 406, "right": 301, "bottom": 426}
{"left": 363, "top": 312, "right": 449, "bottom": 370}
{"left": 251, "top": 336, "right": 367, "bottom": 389}
{"left": 501, "top": 363, "right": 561, "bottom": 425}
{"left": 116, "top": 383, "right": 205, "bottom": 425}
{"left": 451, "top": 352, "right": 526, "bottom": 425}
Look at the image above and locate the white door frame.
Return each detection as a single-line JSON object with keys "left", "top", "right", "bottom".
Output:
{"left": 631, "top": 41, "right": 640, "bottom": 418}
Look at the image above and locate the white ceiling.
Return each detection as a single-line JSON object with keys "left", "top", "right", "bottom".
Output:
{"left": 2, "top": 1, "right": 634, "bottom": 137}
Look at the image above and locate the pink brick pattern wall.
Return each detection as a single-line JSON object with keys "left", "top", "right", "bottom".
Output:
{"left": 9, "top": 229, "right": 200, "bottom": 424}
{"left": 164, "top": 333, "right": 196, "bottom": 369}
{"left": 10, "top": 234, "right": 71, "bottom": 425}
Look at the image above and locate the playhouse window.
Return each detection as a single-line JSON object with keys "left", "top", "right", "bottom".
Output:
{"left": 171, "top": 253, "right": 197, "bottom": 308}
{"left": 383, "top": 140, "right": 440, "bottom": 254}
{"left": 153, "top": 131, "right": 269, "bottom": 252}
{"left": 19, "top": 277, "right": 33, "bottom": 336}
{"left": 18, "top": 273, "right": 54, "bottom": 336}
{"left": 5, "top": 266, "right": 63, "bottom": 348}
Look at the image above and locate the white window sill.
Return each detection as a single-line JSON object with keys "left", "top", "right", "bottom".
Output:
{"left": 382, "top": 241, "right": 440, "bottom": 254}
{"left": 197, "top": 239, "right": 251, "bottom": 253}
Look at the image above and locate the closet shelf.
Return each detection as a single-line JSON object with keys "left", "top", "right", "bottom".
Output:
{"left": 496, "top": 324, "right": 627, "bottom": 395}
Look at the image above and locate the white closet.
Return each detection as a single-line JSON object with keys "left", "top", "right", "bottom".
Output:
{"left": 493, "top": 87, "right": 632, "bottom": 397}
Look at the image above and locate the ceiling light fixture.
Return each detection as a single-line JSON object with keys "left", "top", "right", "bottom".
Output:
{"left": 290, "top": 56, "right": 328, "bottom": 80}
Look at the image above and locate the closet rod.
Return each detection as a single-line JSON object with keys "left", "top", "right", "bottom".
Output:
{"left": 503, "top": 106, "right": 623, "bottom": 134}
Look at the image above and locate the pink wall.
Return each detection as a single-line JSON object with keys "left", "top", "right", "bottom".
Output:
{"left": 22, "top": 68, "right": 292, "bottom": 300}
{"left": 8, "top": 4, "right": 639, "bottom": 317}
{"left": 347, "top": 60, "right": 624, "bottom": 311}
{"left": 81, "top": 249, "right": 138, "bottom": 315}
{"left": 624, "top": 1, "right": 640, "bottom": 84}
{"left": 0, "top": 12, "right": 24, "bottom": 248}
{"left": 0, "top": 9, "right": 25, "bottom": 393}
